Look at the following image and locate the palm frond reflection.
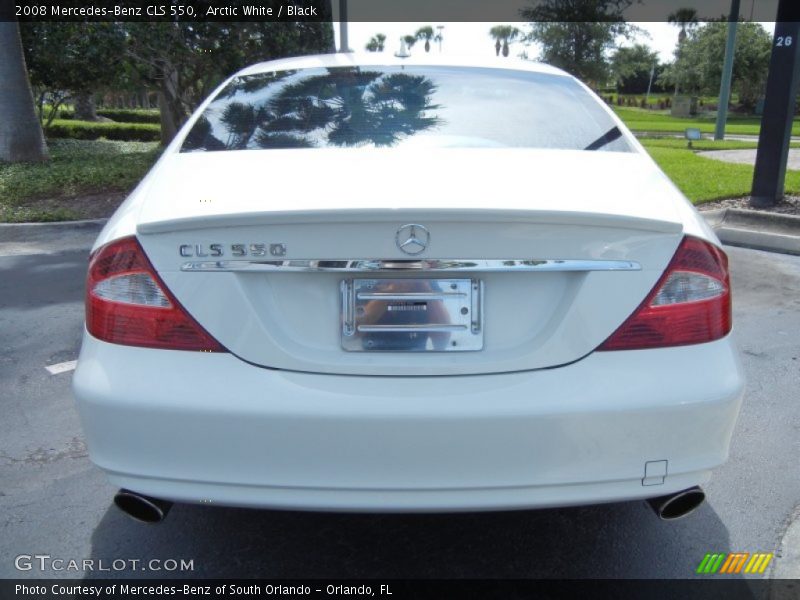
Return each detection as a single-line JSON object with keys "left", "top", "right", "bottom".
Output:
{"left": 184, "top": 67, "right": 442, "bottom": 151}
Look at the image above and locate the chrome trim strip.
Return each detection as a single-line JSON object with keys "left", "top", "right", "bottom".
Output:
{"left": 357, "top": 324, "right": 469, "bottom": 333}
{"left": 356, "top": 292, "right": 468, "bottom": 301}
{"left": 180, "top": 259, "right": 641, "bottom": 273}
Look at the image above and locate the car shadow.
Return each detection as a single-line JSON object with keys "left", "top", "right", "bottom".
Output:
{"left": 86, "top": 496, "right": 751, "bottom": 582}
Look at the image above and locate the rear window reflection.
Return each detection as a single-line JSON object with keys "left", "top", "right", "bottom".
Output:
{"left": 181, "top": 66, "right": 631, "bottom": 153}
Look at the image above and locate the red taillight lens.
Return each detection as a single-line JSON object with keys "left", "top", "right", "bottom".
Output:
{"left": 86, "top": 237, "right": 226, "bottom": 352}
{"left": 598, "top": 236, "right": 731, "bottom": 351}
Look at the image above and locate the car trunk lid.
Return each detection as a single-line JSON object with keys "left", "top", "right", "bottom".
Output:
{"left": 135, "top": 148, "right": 686, "bottom": 375}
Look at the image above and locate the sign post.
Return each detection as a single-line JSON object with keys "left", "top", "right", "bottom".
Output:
{"left": 751, "top": 0, "right": 800, "bottom": 208}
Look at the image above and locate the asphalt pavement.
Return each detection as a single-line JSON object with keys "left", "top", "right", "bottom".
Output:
{"left": 1, "top": 226, "right": 798, "bottom": 583}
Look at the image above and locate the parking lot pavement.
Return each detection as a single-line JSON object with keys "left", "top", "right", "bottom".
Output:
{"left": 1, "top": 231, "right": 798, "bottom": 581}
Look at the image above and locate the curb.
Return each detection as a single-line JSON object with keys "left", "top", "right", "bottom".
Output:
{"left": 0, "top": 218, "right": 106, "bottom": 242}
{"left": 701, "top": 209, "right": 800, "bottom": 256}
{"left": 0, "top": 217, "right": 107, "bottom": 230}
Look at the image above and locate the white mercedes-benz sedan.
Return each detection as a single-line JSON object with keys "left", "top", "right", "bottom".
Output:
{"left": 72, "top": 53, "right": 744, "bottom": 523}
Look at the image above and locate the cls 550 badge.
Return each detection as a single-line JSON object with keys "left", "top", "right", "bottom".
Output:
{"left": 179, "top": 243, "right": 287, "bottom": 257}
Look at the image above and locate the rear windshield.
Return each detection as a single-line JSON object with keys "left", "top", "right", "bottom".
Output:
{"left": 181, "top": 66, "right": 631, "bottom": 153}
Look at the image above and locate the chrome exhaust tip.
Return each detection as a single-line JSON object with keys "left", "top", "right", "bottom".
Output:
{"left": 114, "top": 489, "right": 172, "bottom": 523}
{"left": 647, "top": 486, "right": 706, "bottom": 520}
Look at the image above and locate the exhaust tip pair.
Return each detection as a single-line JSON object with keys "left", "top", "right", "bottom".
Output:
{"left": 113, "top": 485, "right": 706, "bottom": 524}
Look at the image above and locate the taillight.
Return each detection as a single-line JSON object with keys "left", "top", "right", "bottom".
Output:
{"left": 86, "top": 236, "right": 226, "bottom": 352}
{"left": 598, "top": 236, "right": 731, "bottom": 351}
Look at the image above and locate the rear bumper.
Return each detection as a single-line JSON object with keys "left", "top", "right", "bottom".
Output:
{"left": 72, "top": 333, "right": 744, "bottom": 512}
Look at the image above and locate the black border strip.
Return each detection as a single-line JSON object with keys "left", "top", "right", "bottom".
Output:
{"left": 2, "top": 578, "right": 796, "bottom": 600}
{"left": 1, "top": 0, "right": 789, "bottom": 23}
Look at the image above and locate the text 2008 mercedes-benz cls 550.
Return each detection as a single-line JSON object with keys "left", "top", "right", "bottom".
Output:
{"left": 72, "top": 54, "right": 744, "bottom": 523}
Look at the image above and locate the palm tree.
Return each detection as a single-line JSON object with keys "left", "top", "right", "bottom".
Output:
{"left": 365, "top": 33, "right": 386, "bottom": 53}
{"left": 202, "top": 68, "right": 442, "bottom": 149}
{"left": 489, "top": 25, "right": 522, "bottom": 58}
{"left": 219, "top": 102, "right": 269, "bottom": 149}
{"left": 0, "top": 22, "right": 48, "bottom": 162}
{"left": 668, "top": 8, "right": 699, "bottom": 46}
{"left": 668, "top": 8, "right": 699, "bottom": 95}
{"left": 402, "top": 34, "right": 416, "bottom": 50}
{"left": 268, "top": 69, "right": 441, "bottom": 147}
{"left": 415, "top": 26, "right": 435, "bottom": 53}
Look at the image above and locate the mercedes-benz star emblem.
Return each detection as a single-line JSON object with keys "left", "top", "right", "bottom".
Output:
{"left": 395, "top": 224, "right": 430, "bottom": 255}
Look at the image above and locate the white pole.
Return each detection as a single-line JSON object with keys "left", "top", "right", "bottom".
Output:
{"left": 645, "top": 63, "right": 656, "bottom": 105}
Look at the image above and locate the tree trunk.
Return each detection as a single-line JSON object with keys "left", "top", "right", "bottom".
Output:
{"left": 158, "top": 74, "right": 184, "bottom": 146}
{"left": 158, "top": 63, "right": 186, "bottom": 145}
{"left": 158, "top": 92, "right": 178, "bottom": 146}
{"left": 74, "top": 93, "right": 98, "bottom": 121}
{"left": 0, "top": 22, "right": 48, "bottom": 162}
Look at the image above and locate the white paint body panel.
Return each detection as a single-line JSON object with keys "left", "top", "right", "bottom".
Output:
{"left": 134, "top": 148, "right": 681, "bottom": 228}
{"left": 73, "top": 333, "right": 743, "bottom": 511}
{"left": 75, "top": 55, "right": 743, "bottom": 511}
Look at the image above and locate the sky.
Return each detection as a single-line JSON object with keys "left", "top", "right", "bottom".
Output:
{"left": 334, "top": 22, "right": 776, "bottom": 63}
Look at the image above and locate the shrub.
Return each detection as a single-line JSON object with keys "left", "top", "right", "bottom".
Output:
{"left": 46, "top": 119, "right": 160, "bottom": 142}
{"left": 99, "top": 108, "right": 161, "bottom": 124}
{"left": 57, "top": 108, "right": 161, "bottom": 124}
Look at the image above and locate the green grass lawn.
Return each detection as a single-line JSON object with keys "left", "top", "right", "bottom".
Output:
{"left": 616, "top": 106, "right": 800, "bottom": 137}
{"left": 640, "top": 139, "right": 800, "bottom": 204}
{"left": 0, "top": 139, "right": 161, "bottom": 222}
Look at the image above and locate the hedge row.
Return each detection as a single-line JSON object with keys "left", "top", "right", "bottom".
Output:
{"left": 57, "top": 108, "right": 161, "bottom": 124}
{"left": 46, "top": 119, "right": 160, "bottom": 142}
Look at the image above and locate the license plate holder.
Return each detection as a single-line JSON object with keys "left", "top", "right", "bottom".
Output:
{"left": 341, "top": 278, "right": 483, "bottom": 352}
